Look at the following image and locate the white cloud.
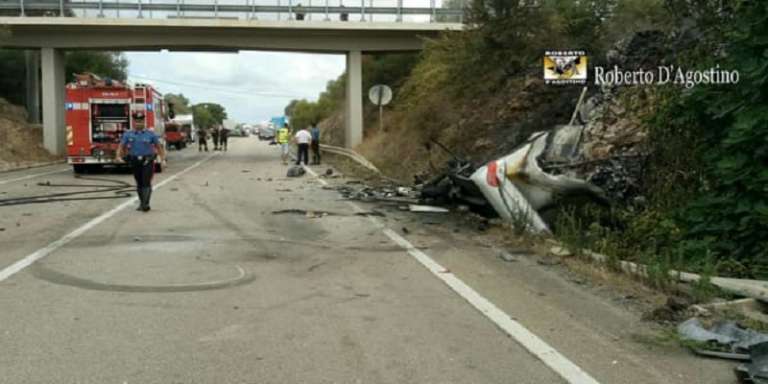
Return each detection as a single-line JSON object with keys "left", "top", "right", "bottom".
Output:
{"left": 125, "top": 51, "right": 345, "bottom": 124}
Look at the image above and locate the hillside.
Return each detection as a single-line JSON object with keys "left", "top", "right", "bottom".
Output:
{"left": 291, "top": 0, "right": 768, "bottom": 281}
{"left": 0, "top": 98, "right": 59, "bottom": 171}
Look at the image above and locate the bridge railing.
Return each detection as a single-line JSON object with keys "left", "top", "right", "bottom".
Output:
{"left": 0, "top": 0, "right": 465, "bottom": 23}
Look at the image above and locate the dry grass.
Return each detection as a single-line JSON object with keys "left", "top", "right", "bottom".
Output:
{"left": 0, "top": 98, "right": 60, "bottom": 171}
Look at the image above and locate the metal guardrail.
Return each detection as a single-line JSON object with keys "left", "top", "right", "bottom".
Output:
{"left": 0, "top": 0, "right": 465, "bottom": 23}
{"left": 319, "top": 143, "right": 380, "bottom": 173}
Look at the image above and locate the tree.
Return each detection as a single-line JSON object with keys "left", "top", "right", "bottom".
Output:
{"left": 191, "top": 103, "right": 227, "bottom": 128}
{"left": 284, "top": 99, "right": 300, "bottom": 117}
{"left": 164, "top": 93, "right": 191, "bottom": 115}
{"left": 0, "top": 49, "right": 129, "bottom": 112}
{"left": 0, "top": 50, "right": 27, "bottom": 106}
{"left": 64, "top": 51, "right": 128, "bottom": 83}
{"left": 192, "top": 106, "right": 214, "bottom": 129}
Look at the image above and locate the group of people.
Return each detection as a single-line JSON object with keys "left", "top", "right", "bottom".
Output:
{"left": 196, "top": 125, "right": 230, "bottom": 152}
{"left": 276, "top": 122, "right": 321, "bottom": 166}
{"left": 116, "top": 119, "right": 322, "bottom": 214}
{"left": 294, "top": 3, "right": 348, "bottom": 21}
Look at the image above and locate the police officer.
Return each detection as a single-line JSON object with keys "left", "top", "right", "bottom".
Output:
{"left": 219, "top": 125, "right": 229, "bottom": 152}
{"left": 116, "top": 113, "right": 166, "bottom": 212}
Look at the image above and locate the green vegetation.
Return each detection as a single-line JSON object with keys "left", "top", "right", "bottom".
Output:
{"left": 554, "top": 1, "right": 768, "bottom": 281}
{"left": 283, "top": 53, "right": 418, "bottom": 136}
{"left": 289, "top": 0, "right": 766, "bottom": 282}
{"left": 191, "top": 102, "right": 227, "bottom": 129}
{"left": 639, "top": 1, "right": 768, "bottom": 278}
{"left": 64, "top": 51, "right": 128, "bottom": 83}
{"left": 163, "top": 93, "right": 192, "bottom": 115}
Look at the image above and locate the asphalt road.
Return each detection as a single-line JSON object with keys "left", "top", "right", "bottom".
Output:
{"left": 0, "top": 138, "right": 735, "bottom": 384}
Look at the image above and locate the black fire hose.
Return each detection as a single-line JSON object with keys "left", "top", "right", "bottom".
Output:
{"left": 0, "top": 176, "right": 135, "bottom": 207}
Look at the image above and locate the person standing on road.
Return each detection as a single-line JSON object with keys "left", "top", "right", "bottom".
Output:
{"left": 294, "top": 125, "right": 312, "bottom": 166}
{"left": 211, "top": 125, "right": 220, "bottom": 151}
{"left": 197, "top": 126, "right": 209, "bottom": 152}
{"left": 309, "top": 122, "right": 321, "bottom": 165}
{"left": 116, "top": 114, "right": 166, "bottom": 212}
{"left": 219, "top": 125, "right": 230, "bottom": 152}
{"left": 276, "top": 123, "right": 291, "bottom": 165}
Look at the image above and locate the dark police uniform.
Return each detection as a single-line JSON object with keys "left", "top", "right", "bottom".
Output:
{"left": 219, "top": 127, "right": 229, "bottom": 152}
{"left": 121, "top": 129, "right": 159, "bottom": 211}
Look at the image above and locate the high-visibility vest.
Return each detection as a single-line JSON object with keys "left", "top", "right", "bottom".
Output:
{"left": 277, "top": 128, "right": 290, "bottom": 144}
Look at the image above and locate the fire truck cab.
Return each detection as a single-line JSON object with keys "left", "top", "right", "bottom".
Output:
{"left": 65, "top": 74, "right": 167, "bottom": 174}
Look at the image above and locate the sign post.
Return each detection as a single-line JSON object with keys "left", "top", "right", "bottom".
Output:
{"left": 368, "top": 84, "right": 392, "bottom": 132}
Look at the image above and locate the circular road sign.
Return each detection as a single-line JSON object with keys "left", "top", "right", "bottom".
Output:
{"left": 368, "top": 84, "right": 393, "bottom": 106}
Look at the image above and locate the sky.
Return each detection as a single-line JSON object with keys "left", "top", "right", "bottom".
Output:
{"left": 125, "top": 51, "right": 346, "bottom": 124}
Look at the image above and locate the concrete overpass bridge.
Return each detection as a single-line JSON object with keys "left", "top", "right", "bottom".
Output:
{"left": 0, "top": 2, "right": 463, "bottom": 154}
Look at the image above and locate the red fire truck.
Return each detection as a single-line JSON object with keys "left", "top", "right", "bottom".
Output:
{"left": 65, "top": 73, "right": 167, "bottom": 173}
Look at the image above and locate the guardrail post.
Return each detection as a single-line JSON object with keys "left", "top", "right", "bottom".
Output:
{"left": 214, "top": 0, "right": 219, "bottom": 18}
{"left": 176, "top": 0, "right": 180, "bottom": 18}
{"left": 149, "top": 0, "right": 153, "bottom": 18}
{"left": 307, "top": 0, "right": 311, "bottom": 20}
{"left": 324, "top": 0, "right": 329, "bottom": 20}
{"left": 396, "top": 0, "right": 401, "bottom": 22}
{"left": 59, "top": 0, "right": 64, "bottom": 16}
{"left": 98, "top": 0, "right": 104, "bottom": 17}
{"left": 360, "top": 0, "right": 364, "bottom": 21}
{"left": 19, "top": 0, "right": 25, "bottom": 16}
{"left": 116, "top": 0, "right": 120, "bottom": 17}
{"left": 430, "top": 0, "right": 435, "bottom": 22}
{"left": 368, "top": 0, "right": 372, "bottom": 21}
{"left": 138, "top": 0, "right": 143, "bottom": 18}
{"left": 277, "top": 0, "right": 281, "bottom": 20}
{"left": 287, "top": 0, "right": 293, "bottom": 20}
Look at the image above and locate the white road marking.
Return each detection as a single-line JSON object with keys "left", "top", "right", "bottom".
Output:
{"left": 0, "top": 153, "right": 218, "bottom": 283}
{"left": 0, "top": 167, "right": 70, "bottom": 186}
{"left": 303, "top": 164, "right": 601, "bottom": 384}
{"left": 380, "top": 228, "right": 600, "bottom": 384}
{"left": 303, "top": 166, "right": 329, "bottom": 186}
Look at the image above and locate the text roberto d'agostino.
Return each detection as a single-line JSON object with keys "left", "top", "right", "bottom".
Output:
{"left": 594, "top": 65, "right": 739, "bottom": 88}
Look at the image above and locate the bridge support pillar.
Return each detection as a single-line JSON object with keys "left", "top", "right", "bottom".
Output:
{"left": 25, "top": 50, "right": 41, "bottom": 124}
{"left": 41, "top": 47, "right": 66, "bottom": 156}
{"left": 345, "top": 50, "right": 363, "bottom": 149}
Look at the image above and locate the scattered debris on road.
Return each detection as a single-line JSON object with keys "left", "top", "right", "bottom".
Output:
{"left": 271, "top": 209, "right": 384, "bottom": 218}
{"left": 355, "top": 211, "right": 386, "bottom": 217}
{"left": 548, "top": 246, "right": 572, "bottom": 257}
{"left": 677, "top": 317, "right": 768, "bottom": 381}
{"left": 499, "top": 251, "right": 519, "bottom": 262}
{"left": 735, "top": 342, "right": 768, "bottom": 384}
{"left": 408, "top": 205, "right": 449, "bottom": 213}
{"left": 287, "top": 166, "right": 306, "bottom": 178}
